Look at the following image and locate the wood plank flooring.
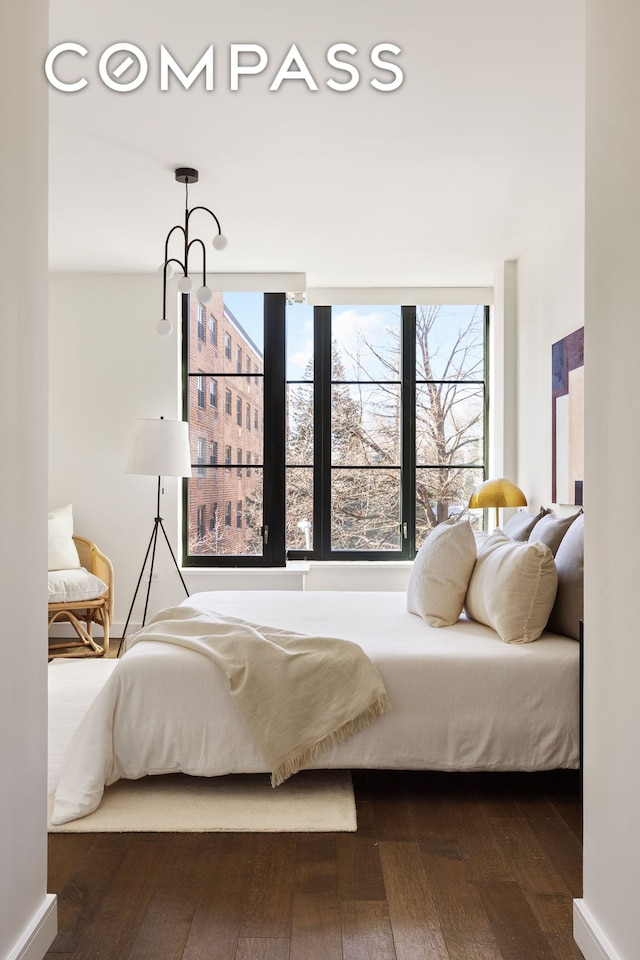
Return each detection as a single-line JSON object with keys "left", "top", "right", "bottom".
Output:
{"left": 46, "top": 768, "right": 583, "bottom": 960}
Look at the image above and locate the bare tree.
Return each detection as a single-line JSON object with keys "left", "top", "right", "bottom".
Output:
{"left": 286, "top": 306, "right": 485, "bottom": 550}
{"left": 415, "top": 305, "right": 484, "bottom": 535}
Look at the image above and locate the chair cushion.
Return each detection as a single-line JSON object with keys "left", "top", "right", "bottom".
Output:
{"left": 48, "top": 568, "right": 108, "bottom": 604}
{"left": 48, "top": 505, "right": 81, "bottom": 571}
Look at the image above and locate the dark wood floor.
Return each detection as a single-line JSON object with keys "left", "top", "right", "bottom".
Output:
{"left": 45, "top": 767, "right": 583, "bottom": 960}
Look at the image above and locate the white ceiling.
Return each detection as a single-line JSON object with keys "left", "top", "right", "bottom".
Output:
{"left": 48, "top": 0, "right": 585, "bottom": 287}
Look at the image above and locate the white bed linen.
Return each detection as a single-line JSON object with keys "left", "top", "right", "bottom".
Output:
{"left": 51, "top": 591, "right": 580, "bottom": 824}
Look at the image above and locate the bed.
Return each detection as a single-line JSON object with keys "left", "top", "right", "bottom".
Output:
{"left": 50, "top": 588, "right": 580, "bottom": 825}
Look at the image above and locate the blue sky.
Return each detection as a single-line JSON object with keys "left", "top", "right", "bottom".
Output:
{"left": 223, "top": 294, "right": 483, "bottom": 382}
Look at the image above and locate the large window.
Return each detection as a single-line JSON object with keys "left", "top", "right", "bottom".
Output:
{"left": 184, "top": 294, "right": 487, "bottom": 566}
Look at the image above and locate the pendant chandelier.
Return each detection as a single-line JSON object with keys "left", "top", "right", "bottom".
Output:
{"left": 156, "top": 167, "right": 227, "bottom": 335}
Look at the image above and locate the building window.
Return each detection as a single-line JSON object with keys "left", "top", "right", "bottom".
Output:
{"left": 225, "top": 445, "right": 232, "bottom": 471}
{"left": 237, "top": 500, "right": 243, "bottom": 528}
{"left": 197, "top": 375, "right": 205, "bottom": 409}
{"left": 197, "top": 437, "right": 205, "bottom": 477}
{"left": 246, "top": 451, "right": 251, "bottom": 477}
{"left": 225, "top": 333, "right": 232, "bottom": 359}
{"left": 209, "top": 503, "right": 217, "bottom": 530}
{"left": 236, "top": 448, "right": 243, "bottom": 477}
{"left": 254, "top": 409, "right": 259, "bottom": 431}
{"left": 197, "top": 504, "right": 206, "bottom": 538}
{"left": 224, "top": 502, "right": 232, "bottom": 526}
{"left": 209, "top": 378, "right": 218, "bottom": 408}
{"left": 225, "top": 388, "right": 232, "bottom": 416}
{"left": 246, "top": 402, "right": 251, "bottom": 430}
{"left": 236, "top": 345, "right": 242, "bottom": 373}
{"left": 209, "top": 314, "right": 217, "bottom": 345}
{"left": 236, "top": 397, "right": 243, "bottom": 426}
{"left": 209, "top": 441, "right": 218, "bottom": 464}
{"left": 198, "top": 305, "right": 206, "bottom": 341}
{"left": 246, "top": 357, "right": 251, "bottom": 383}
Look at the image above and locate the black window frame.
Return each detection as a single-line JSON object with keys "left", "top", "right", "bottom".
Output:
{"left": 182, "top": 294, "right": 488, "bottom": 567}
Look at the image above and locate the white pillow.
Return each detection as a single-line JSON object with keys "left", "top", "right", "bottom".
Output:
{"left": 48, "top": 504, "right": 81, "bottom": 571}
{"left": 48, "top": 568, "right": 108, "bottom": 604}
{"left": 474, "top": 530, "right": 490, "bottom": 553}
{"left": 465, "top": 530, "right": 558, "bottom": 643}
{"left": 407, "top": 518, "right": 477, "bottom": 627}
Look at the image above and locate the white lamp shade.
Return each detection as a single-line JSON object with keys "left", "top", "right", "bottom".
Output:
{"left": 126, "top": 418, "right": 192, "bottom": 477}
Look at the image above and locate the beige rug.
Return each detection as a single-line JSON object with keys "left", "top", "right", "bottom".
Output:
{"left": 48, "top": 658, "right": 356, "bottom": 833}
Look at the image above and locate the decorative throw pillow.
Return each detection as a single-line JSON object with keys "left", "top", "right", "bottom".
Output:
{"left": 546, "top": 513, "right": 584, "bottom": 640}
{"left": 48, "top": 568, "right": 108, "bottom": 604}
{"left": 48, "top": 504, "right": 81, "bottom": 571}
{"left": 502, "top": 506, "right": 549, "bottom": 542}
{"left": 528, "top": 510, "right": 581, "bottom": 556}
{"left": 407, "top": 518, "right": 477, "bottom": 627}
{"left": 465, "top": 530, "right": 558, "bottom": 643}
{"left": 474, "top": 530, "right": 490, "bottom": 553}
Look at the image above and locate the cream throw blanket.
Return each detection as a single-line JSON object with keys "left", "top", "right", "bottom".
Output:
{"left": 124, "top": 605, "right": 390, "bottom": 786}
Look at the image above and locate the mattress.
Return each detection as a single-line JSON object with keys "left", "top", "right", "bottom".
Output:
{"left": 51, "top": 590, "right": 580, "bottom": 824}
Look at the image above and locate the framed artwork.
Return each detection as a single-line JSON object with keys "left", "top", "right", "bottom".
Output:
{"left": 552, "top": 326, "right": 584, "bottom": 505}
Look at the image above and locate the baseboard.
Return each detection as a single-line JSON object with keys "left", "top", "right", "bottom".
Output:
{"left": 574, "top": 899, "right": 623, "bottom": 960}
{"left": 7, "top": 894, "right": 57, "bottom": 960}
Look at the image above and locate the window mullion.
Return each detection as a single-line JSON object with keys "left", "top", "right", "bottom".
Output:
{"left": 181, "top": 292, "right": 190, "bottom": 563}
{"left": 401, "top": 306, "right": 417, "bottom": 559}
{"left": 314, "top": 306, "right": 332, "bottom": 559}
{"left": 263, "top": 293, "right": 286, "bottom": 565}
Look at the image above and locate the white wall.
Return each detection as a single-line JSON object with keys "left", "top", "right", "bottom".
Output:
{"left": 573, "top": 3, "right": 640, "bottom": 959}
{"left": 491, "top": 260, "right": 518, "bottom": 481}
{"left": 515, "top": 198, "right": 585, "bottom": 511}
{"left": 49, "top": 274, "right": 189, "bottom": 631}
{"left": 0, "top": 3, "right": 57, "bottom": 958}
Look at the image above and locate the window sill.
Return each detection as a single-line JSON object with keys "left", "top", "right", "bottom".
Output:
{"left": 182, "top": 561, "right": 310, "bottom": 577}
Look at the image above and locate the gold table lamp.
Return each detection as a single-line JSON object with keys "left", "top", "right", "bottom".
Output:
{"left": 468, "top": 478, "right": 527, "bottom": 528}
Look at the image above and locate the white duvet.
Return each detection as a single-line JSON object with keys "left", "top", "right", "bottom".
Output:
{"left": 51, "top": 590, "right": 580, "bottom": 824}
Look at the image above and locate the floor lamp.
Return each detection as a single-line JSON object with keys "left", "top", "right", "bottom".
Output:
{"left": 122, "top": 417, "right": 192, "bottom": 640}
{"left": 468, "top": 477, "right": 527, "bottom": 529}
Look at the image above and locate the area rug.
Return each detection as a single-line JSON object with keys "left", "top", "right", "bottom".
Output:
{"left": 48, "top": 658, "right": 356, "bottom": 833}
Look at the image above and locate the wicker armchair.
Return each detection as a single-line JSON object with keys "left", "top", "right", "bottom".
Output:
{"left": 48, "top": 536, "right": 114, "bottom": 658}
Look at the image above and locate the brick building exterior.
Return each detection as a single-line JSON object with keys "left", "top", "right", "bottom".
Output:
{"left": 187, "top": 293, "right": 264, "bottom": 556}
